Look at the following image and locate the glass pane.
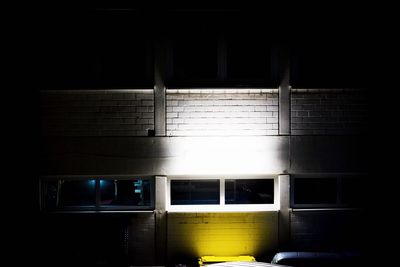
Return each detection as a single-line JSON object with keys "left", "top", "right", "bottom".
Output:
{"left": 99, "top": 180, "right": 115, "bottom": 205}
{"left": 59, "top": 180, "right": 96, "bottom": 206}
{"left": 100, "top": 179, "right": 151, "bottom": 206}
{"left": 341, "top": 177, "right": 363, "bottom": 206}
{"left": 294, "top": 178, "right": 337, "bottom": 205}
{"left": 225, "top": 179, "right": 274, "bottom": 204}
{"left": 43, "top": 180, "right": 59, "bottom": 210}
{"left": 171, "top": 180, "right": 220, "bottom": 205}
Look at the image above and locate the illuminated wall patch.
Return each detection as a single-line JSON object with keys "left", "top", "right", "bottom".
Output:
{"left": 167, "top": 212, "right": 278, "bottom": 260}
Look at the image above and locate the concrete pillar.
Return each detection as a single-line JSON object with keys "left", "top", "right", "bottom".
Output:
{"left": 154, "top": 41, "right": 166, "bottom": 136}
{"left": 278, "top": 174, "right": 291, "bottom": 249}
{"left": 155, "top": 176, "right": 167, "bottom": 265}
{"left": 279, "top": 45, "right": 291, "bottom": 135}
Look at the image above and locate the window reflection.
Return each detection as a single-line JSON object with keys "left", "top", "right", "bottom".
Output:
{"left": 225, "top": 179, "right": 274, "bottom": 204}
{"left": 100, "top": 179, "right": 151, "bottom": 206}
{"left": 43, "top": 180, "right": 59, "bottom": 210}
{"left": 171, "top": 180, "right": 220, "bottom": 205}
{"left": 59, "top": 180, "right": 96, "bottom": 207}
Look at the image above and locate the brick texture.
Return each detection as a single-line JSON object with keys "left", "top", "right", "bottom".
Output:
{"left": 290, "top": 210, "right": 365, "bottom": 251}
{"left": 40, "top": 90, "right": 154, "bottom": 136}
{"left": 167, "top": 212, "right": 278, "bottom": 263}
{"left": 127, "top": 214, "right": 156, "bottom": 266}
{"left": 166, "top": 89, "right": 279, "bottom": 136}
{"left": 291, "top": 89, "right": 368, "bottom": 135}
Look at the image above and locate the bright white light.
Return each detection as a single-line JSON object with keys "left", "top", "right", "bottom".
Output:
{"left": 166, "top": 136, "right": 285, "bottom": 176}
{"left": 162, "top": 136, "right": 286, "bottom": 212}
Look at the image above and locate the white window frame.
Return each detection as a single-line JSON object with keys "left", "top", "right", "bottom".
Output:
{"left": 167, "top": 176, "right": 279, "bottom": 212}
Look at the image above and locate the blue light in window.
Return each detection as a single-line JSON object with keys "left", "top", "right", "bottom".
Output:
{"left": 134, "top": 180, "right": 143, "bottom": 187}
{"left": 88, "top": 180, "right": 96, "bottom": 186}
{"left": 134, "top": 180, "right": 143, "bottom": 194}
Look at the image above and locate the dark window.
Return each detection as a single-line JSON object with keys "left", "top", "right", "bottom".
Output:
{"left": 290, "top": 41, "right": 368, "bottom": 88}
{"left": 227, "top": 39, "right": 271, "bottom": 81}
{"left": 173, "top": 37, "right": 218, "bottom": 82}
{"left": 225, "top": 179, "right": 274, "bottom": 204}
{"left": 341, "top": 177, "right": 365, "bottom": 206}
{"left": 59, "top": 180, "right": 96, "bottom": 207}
{"left": 42, "top": 177, "right": 153, "bottom": 211}
{"left": 292, "top": 177, "right": 366, "bottom": 208}
{"left": 294, "top": 178, "right": 337, "bottom": 205}
{"left": 100, "top": 180, "right": 115, "bottom": 205}
{"left": 42, "top": 11, "right": 153, "bottom": 89}
{"left": 171, "top": 180, "right": 220, "bottom": 205}
{"left": 42, "top": 180, "right": 59, "bottom": 210}
{"left": 100, "top": 179, "right": 151, "bottom": 206}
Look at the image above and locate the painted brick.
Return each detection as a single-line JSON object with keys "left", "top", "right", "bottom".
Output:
{"left": 267, "top": 117, "right": 279, "bottom": 123}
{"left": 167, "top": 212, "right": 278, "bottom": 261}
{"left": 166, "top": 112, "right": 178, "bottom": 118}
{"left": 166, "top": 89, "right": 279, "bottom": 136}
{"left": 255, "top": 106, "right": 267, "bottom": 112}
{"left": 127, "top": 214, "right": 156, "bottom": 265}
{"left": 291, "top": 90, "right": 368, "bottom": 135}
{"left": 290, "top": 210, "right": 365, "bottom": 251}
{"left": 41, "top": 90, "right": 154, "bottom": 136}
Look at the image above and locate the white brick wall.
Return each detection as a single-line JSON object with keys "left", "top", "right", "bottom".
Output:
{"left": 291, "top": 89, "right": 368, "bottom": 135}
{"left": 40, "top": 90, "right": 154, "bottom": 136}
{"left": 166, "top": 89, "right": 279, "bottom": 136}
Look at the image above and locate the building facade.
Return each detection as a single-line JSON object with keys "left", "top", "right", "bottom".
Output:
{"left": 37, "top": 7, "right": 370, "bottom": 267}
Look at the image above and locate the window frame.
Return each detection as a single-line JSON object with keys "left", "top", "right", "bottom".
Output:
{"left": 40, "top": 175, "right": 155, "bottom": 212}
{"left": 167, "top": 176, "right": 279, "bottom": 212}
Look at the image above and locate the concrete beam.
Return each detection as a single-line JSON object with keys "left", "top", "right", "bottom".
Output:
{"left": 40, "top": 136, "right": 289, "bottom": 176}
{"left": 40, "top": 135, "right": 367, "bottom": 176}
{"left": 289, "top": 135, "right": 369, "bottom": 173}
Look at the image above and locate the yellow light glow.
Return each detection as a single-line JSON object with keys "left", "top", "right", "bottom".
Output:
{"left": 199, "top": 255, "right": 256, "bottom": 266}
{"left": 167, "top": 212, "right": 279, "bottom": 260}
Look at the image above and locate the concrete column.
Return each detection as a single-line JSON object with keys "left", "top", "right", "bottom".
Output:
{"left": 279, "top": 45, "right": 291, "bottom": 135}
{"left": 155, "top": 176, "right": 167, "bottom": 265}
{"left": 278, "top": 174, "right": 291, "bottom": 249}
{"left": 154, "top": 41, "right": 166, "bottom": 136}
{"left": 155, "top": 176, "right": 167, "bottom": 212}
